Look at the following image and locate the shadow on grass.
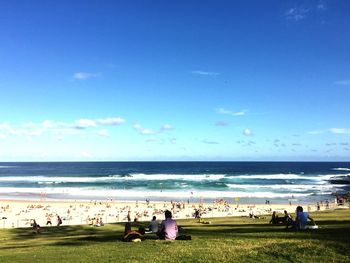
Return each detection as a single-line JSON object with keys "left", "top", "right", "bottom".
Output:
{"left": 5, "top": 219, "right": 350, "bottom": 249}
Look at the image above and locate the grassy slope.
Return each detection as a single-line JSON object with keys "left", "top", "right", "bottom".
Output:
{"left": 0, "top": 209, "right": 350, "bottom": 263}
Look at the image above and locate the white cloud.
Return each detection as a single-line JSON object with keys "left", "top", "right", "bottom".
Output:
{"left": 285, "top": 7, "right": 309, "bottom": 21}
{"left": 329, "top": 128, "right": 350, "bottom": 134}
{"left": 133, "top": 124, "right": 156, "bottom": 135}
{"left": 334, "top": 80, "right": 350, "bottom": 86}
{"left": 74, "top": 72, "right": 101, "bottom": 80}
{"left": 75, "top": 119, "right": 97, "bottom": 129}
{"left": 243, "top": 128, "right": 253, "bottom": 136}
{"left": 216, "top": 108, "right": 247, "bottom": 116}
{"left": 134, "top": 123, "right": 174, "bottom": 135}
{"left": 0, "top": 116, "right": 125, "bottom": 139}
{"left": 191, "top": 70, "right": 219, "bottom": 76}
{"left": 97, "top": 117, "right": 125, "bottom": 125}
{"left": 160, "top": 124, "right": 174, "bottom": 131}
{"left": 0, "top": 123, "right": 12, "bottom": 131}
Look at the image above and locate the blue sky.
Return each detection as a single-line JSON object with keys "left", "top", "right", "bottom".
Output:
{"left": 0, "top": 0, "right": 349, "bottom": 161}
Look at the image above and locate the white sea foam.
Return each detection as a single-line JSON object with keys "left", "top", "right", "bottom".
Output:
{"left": 332, "top": 168, "right": 350, "bottom": 171}
{"left": 0, "top": 187, "right": 313, "bottom": 199}
{"left": 0, "top": 173, "right": 344, "bottom": 184}
{"left": 232, "top": 173, "right": 339, "bottom": 181}
{"left": 0, "top": 174, "right": 226, "bottom": 183}
{"left": 0, "top": 176, "right": 116, "bottom": 183}
{"left": 126, "top": 173, "right": 226, "bottom": 181}
{"left": 0, "top": 166, "right": 16, "bottom": 168}
{"left": 226, "top": 184, "right": 344, "bottom": 190}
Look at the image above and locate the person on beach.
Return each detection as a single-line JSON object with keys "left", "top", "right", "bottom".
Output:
{"left": 158, "top": 210, "right": 178, "bottom": 240}
{"left": 57, "top": 215, "right": 62, "bottom": 226}
{"left": 149, "top": 216, "right": 159, "bottom": 233}
{"left": 46, "top": 215, "right": 52, "bottom": 226}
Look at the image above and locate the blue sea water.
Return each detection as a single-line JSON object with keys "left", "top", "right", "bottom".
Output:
{"left": 0, "top": 162, "right": 349, "bottom": 203}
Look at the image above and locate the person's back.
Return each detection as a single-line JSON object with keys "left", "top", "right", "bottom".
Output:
{"left": 296, "top": 211, "right": 309, "bottom": 229}
{"left": 295, "top": 206, "right": 314, "bottom": 230}
{"left": 160, "top": 210, "right": 178, "bottom": 240}
{"left": 149, "top": 216, "right": 159, "bottom": 233}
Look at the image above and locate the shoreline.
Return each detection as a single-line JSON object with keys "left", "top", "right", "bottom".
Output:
{"left": 0, "top": 197, "right": 339, "bottom": 229}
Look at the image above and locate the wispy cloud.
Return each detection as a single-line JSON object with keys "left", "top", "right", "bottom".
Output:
{"left": 74, "top": 117, "right": 125, "bottom": 129}
{"left": 317, "top": 0, "right": 327, "bottom": 10}
{"left": 285, "top": 7, "right": 309, "bottom": 21}
{"left": 202, "top": 140, "right": 219, "bottom": 145}
{"left": 334, "top": 80, "right": 350, "bottom": 86}
{"left": 236, "top": 140, "right": 255, "bottom": 146}
{"left": 160, "top": 124, "right": 174, "bottom": 131}
{"left": 191, "top": 70, "right": 219, "bottom": 76}
{"left": 308, "top": 128, "right": 350, "bottom": 135}
{"left": 307, "top": 130, "right": 324, "bottom": 135}
{"left": 329, "top": 128, "right": 350, "bottom": 134}
{"left": 134, "top": 123, "right": 174, "bottom": 135}
{"left": 74, "top": 72, "right": 102, "bottom": 80}
{"left": 214, "top": 121, "right": 229, "bottom": 126}
{"left": 133, "top": 124, "right": 156, "bottom": 135}
{"left": 216, "top": 108, "right": 247, "bottom": 116}
{"left": 0, "top": 116, "right": 125, "bottom": 139}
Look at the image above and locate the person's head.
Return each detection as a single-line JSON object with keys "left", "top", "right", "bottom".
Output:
{"left": 152, "top": 216, "right": 156, "bottom": 221}
{"left": 165, "top": 210, "right": 172, "bottom": 219}
{"left": 284, "top": 210, "right": 287, "bottom": 214}
{"left": 272, "top": 211, "right": 276, "bottom": 215}
{"left": 296, "top": 206, "right": 303, "bottom": 212}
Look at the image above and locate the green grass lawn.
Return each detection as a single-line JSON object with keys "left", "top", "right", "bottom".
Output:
{"left": 1, "top": 209, "right": 350, "bottom": 263}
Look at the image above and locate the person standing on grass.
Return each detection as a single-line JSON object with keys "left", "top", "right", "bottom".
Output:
{"left": 159, "top": 210, "right": 178, "bottom": 240}
{"left": 57, "top": 215, "right": 62, "bottom": 226}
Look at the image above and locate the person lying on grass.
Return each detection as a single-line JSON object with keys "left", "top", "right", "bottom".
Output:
{"left": 123, "top": 222, "right": 145, "bottom": 242}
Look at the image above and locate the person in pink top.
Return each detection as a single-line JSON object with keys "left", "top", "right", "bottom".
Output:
{"left": 159, "top": 210, "right": 178, "bottom": 240}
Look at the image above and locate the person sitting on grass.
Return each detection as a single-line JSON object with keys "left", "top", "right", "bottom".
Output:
{"left": 287, "top": 206, "right": 316, "bottom": 231}
{"left": 283, "top": 210, "right": 293, "bottom": 228}
{"left": 149, "top": 216, "right": 159, "bottom": 233}
{"left": 295, "top": 206, "right": 316, "bottom": 230}
{"left": 158, "top": 210, "right": 178, "bottom": 240}
{"left": 269, "top": 211, "right": 278, "bottom": 224}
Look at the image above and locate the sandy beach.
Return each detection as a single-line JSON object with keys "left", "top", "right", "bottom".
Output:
{"left": 0, "top": 198, "right": 338, "bottom": 229}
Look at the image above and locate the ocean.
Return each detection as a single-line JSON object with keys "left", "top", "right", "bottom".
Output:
{"left": 0, "top": 162, "right": 349, "bottom": 204}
